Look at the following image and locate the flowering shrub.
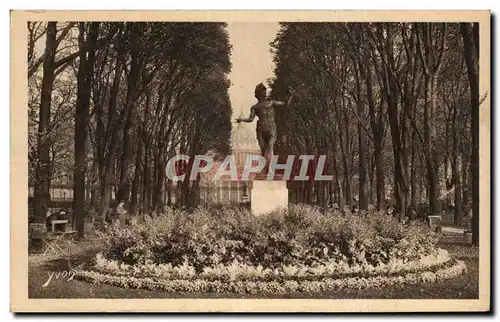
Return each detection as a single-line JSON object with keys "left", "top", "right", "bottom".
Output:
{"left": 74, "top": 258, "right": 467, "bottom": 294}
{"left": 90, "top": 248, "right": 453, "bottom": 282}
{"left": 101, "top": 204, "right": 439, "bottom": 270}
{"left": 89, "top": 205, "right": 467, "bottom": 294}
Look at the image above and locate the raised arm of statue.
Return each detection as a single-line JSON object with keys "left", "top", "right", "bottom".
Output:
{"left": 236, "top": 106, "right": 256, "bottom": 123}
{"left": 272, "top": 86, "right": 293, "bottom": 108}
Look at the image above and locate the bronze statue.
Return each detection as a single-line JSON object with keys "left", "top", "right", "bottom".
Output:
{"left": 236, "top": 83, "right": 293, "bottom": 161}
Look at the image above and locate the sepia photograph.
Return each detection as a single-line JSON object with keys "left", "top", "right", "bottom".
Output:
{"left": 10, "top": 10, "right": 491, "bottom": 312}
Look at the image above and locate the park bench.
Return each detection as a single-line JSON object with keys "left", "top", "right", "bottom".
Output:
{"left": 50, "top": 219, "right": 69, "bottom": 233}
{"left": 49, "top": 219, "right": 76, "bottom": 236}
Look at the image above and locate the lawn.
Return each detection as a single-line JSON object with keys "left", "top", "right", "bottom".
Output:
{"left": 28, "top": 237, "right": 479, "bottom": 299}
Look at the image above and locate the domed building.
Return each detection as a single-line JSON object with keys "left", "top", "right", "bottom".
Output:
{"left": 199, "top": 111, "right": 261, "bottom": 204}
{"left": 230, "top": 112, "right": 261, "bottom": 171}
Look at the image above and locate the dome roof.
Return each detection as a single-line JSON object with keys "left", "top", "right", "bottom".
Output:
{"left": 231, "top": 111, "right": 260, "bottom": 152}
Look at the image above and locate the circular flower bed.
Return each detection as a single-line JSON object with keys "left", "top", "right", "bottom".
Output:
{"left": 75, "top": 204, "right": 467, "bottom": 294}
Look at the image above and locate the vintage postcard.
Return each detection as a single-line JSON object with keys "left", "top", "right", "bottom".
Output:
{"left": 10, "top": 10, "right": 490, "bottom": 312}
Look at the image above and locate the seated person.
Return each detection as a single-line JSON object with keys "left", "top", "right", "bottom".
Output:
{"left": 57, "top": 209, "right": 67, "bottom": 220}
{"left": 116, "top": 201, "right": 131, "bottom": 225}
{"left": 46, "top": 210, "right": 58, "bottom": 231}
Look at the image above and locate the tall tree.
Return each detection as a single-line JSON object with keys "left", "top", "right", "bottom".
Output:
{"left": 33, "top": 22, "right": 57, "bottom": 225}
{"left": 345, "top": 24, "right": 369, "bottom": 211}
{"left": 269, "top": 22, "right": 472, "bottom": 221}
{"left": 73, "top": 22, "right": 100, "bottom": 239}
{"left": 460, "top": 22, "right": 480, "bottom": 246}
{"left": 416, "top": 23, "right": 448, "bottom": 217}
{"left": 369, "top": 23, "right": 409, "bottom": 217}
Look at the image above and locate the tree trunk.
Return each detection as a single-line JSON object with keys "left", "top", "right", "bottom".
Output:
{"left": 410, "top": 124, "right": 418, "bottom": 208}
{"left": 368, "top": 155, "right": 374, "bottom": 205}
{"left": 117, "top": 24, "right": 142, "bottom": 203}
{"left": 332, "top": 151, "right": 343, "bottom": 208}
{"left": 374, "top": 138, "right": 386, "bottom": 211}
{"left": 461, "top": 22, "right": 480, "bottom": 246}
{"left": 89, "top": 155, "right": 99, "bottom": 215}
{"left": 423, "top": 75, "right": 441, "bottom": 216}
{"left": 73, "top": 22, "right": 99, "bottom": 239}
{"left": 419, "top": 161, "right": 424, "bottom": 203}
{"left": 166, "top": 179, "right": 173, "bottom": 207}
{"left": 416, "top": 23, "right": 447, "bottom": 217}
{"left": 34, "top": 22, "right": 57, "bottom": 225}
{"left": 462, "top": 150, "right": 470, "bottom": 209}
{"left": 343, "top": 117, "right": 353, "bottom": 209}
{"left": 130, "top": 136, "right": 142, "bottom": 215}
{"left": 366, "top": 62, "right": 386, "bottom": 211}
{"left": 386, "top": 71, "right": 407, "bottom": 217}
{"left": 344, "top": 170, "right": 352, "bottom": 209}
{"left": 357, "top": 65, "right": 368, "bottom": 211}
{"left": 94, "top": 46, "right": 124, "bottom": 226}
{"left": 98, "top": 167, "right": 113, "bottom": 229}
{"left": 381, "top": 23, "right": 408, "bottom": 217}
{"left": 154, "top": 162, "right": 166, "bottom": 212}
{"left": 452, "top": 130, "right": 462, "bottom": 225}
{"left": 143, "top": 148, "right": 151, "bottom": 214}
{"left": 387, "top": 104, "right": 408, "bottom": 218}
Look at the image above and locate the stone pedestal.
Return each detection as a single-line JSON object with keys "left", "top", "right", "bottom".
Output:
{"left": 29, "top": 223, "right": 47, "bottom": 254}
{"left": 428, "top": 215, "right": 442, "bottom": 233}
{"left": 250, "top": 180, "right": 288, "bottom": 216}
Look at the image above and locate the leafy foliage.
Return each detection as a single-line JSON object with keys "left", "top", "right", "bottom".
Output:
{"left": 101, "top": 204, "right": 439, "bottom": 270}
{"left": 91, "top": 248, "right": 453, "bottom": 281}
{"left": 268, "top": 22, "right": 474, "bottom": 223}
{"left": 75, "top": 257, "right": 467, "bottom": 294}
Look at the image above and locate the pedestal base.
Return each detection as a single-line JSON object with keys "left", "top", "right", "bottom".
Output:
{"left": 428, "top": 215, "right": 442, "bottom": 233}
{"left": 250, "top": 180, "right": 288, "bottom": 216}
{"left": 29, "top": 223, "right": 47, "bottom": 254}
